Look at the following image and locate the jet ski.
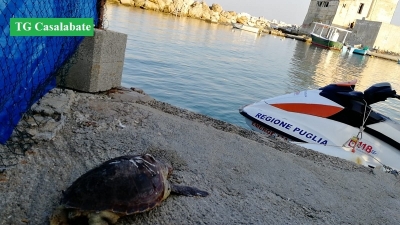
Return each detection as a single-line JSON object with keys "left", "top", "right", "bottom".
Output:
{"left": 239, "top": 80, "right": 400, "bottom": 171}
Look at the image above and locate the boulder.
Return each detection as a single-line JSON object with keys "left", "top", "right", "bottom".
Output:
{"left": 227, "top": 11, "right": 237, "bottom": 17}
{"left": 159, "top": 0, "right": 173, "bottom": 12}
{"left": 156, "top": 1, "right": 166, "bottom": 11}
{"left": 210, "top": 11, "right": 220, "bottom": 23}
{"left": 211, "top": 3, "right": 222, "bottom": 13}
{"left": 165, "top": 3, "right": 175, "bottom": 13}
{"left": 171, "top": 0, "right": 195, "bottom": 16}
{"left": 120, "top": 0, "right": 134, "bottom": 6}
{"left": 145, "top": 0, "right": 168, "bottom": 11}
{"left": 236, "top": 16, "right": 248, "bottom": 25}
{"left": 255, "top": 17, "right": 268, "bottom": 28}
{"left": 142, "top": 0, "right": 160, "bottom": 10}
{"left": 133, "top": 0, "right": 146, "bottom": 7}
{"left": 219, "top": 11, "right": 237, "bottom": 24}
{"left": 188, "top": 1, "right": 203, "bottom": 19}
{"left": 201, "top": 2, "right": 211, "bottom": 20}
{"left": 237, "top": 12, "right": 251, "bottom": 19}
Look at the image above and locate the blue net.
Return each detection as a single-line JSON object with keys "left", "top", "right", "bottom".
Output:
{"left": 0, "top": 0, "right": 99, "bottom": 144}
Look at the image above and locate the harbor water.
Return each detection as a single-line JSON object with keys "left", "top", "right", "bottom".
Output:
{"left": 106, "top": 4, "right": 400, "bottom": 129}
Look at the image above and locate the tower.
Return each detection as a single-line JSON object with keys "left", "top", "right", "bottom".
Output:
{"left": 367, "top": 0, "right": 399, "bottom": 23}
{"left": 300, "top": 0, "right": 399, "bottom": 34}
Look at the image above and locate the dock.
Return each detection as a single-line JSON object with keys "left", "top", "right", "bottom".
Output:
{"left": 367, "top": 51, "right": 399, "bottom": 62}
{"left": 285, "top": 34, "right": 311, "bottom": 42}
{"left": 276, "top": 32, "right": 399, "bottom": 63}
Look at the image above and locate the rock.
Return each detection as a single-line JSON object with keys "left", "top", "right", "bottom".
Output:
{"left": 143, "top": 0, "right": 160, "bottom": 10}
{"left": 163, "top": 0, "right": 174, "bottom": 12}
{"left": 210, "top": 11, "right": 220, "bottom": 23}
{"left": 228, "top": 11, "right": 237, "bottom": 17}
{"left": 133, "top": 0, "right": 146, "bottom": 8}
{"left": 236, "top": 16, "right": 248, "bottom": 24}
{"left": 187, "top": 1, "right": 203, "bottom": 19}
{"left": 211, "top": 3, "right": 222, "bottom": 13}
{"left": 120, "top": 0, "right": 134, "bottom": 6}
{"left": 201, "top": 2, "right": 211, "bottom": 20}
{"left": 169, "top": 0, "right": 195, "bottom": 16}
{"left": 219, "top": 11, "right": 236, "bottom": 24}
{"left": 130, "top": 87, "right": 145, "bottom": 94}
{"left": 164, "top": 4, "right": 174, "bottom": 13}
{"left": 155, "top": 0, "right": 167, "bottom": 11}
{"left": 255, "top": 17, "right": 268, "bottom": 28}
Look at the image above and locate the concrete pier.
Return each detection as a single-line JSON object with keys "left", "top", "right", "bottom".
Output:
{"left": 367, "top": 51, "right": 400, "bottom": 62}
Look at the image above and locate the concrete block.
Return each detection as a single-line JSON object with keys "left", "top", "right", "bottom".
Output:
{"left": 58, "top": 29, "right": 127, "bottom": 93}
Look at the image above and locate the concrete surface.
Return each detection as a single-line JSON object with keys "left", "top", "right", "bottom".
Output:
{"left": 0, "top": 87, "right": 399, "bottom": 225}
{"left": 59, "top": 29, "right": 127, "bottom": 92}
{"left": 367, "top": 51, "right": 400, "bottom": 62}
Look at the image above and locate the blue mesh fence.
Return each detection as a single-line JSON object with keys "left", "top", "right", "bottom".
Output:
{"left": 0, "top": 0, "right": 103, "bottom": 168}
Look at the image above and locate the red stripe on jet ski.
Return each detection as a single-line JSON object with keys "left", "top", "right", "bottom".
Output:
{"left": 271, "top": 103, "right": 343, "bottom": 118}
{"left": 335, "top": 80, "right": 357, "bottom": 87}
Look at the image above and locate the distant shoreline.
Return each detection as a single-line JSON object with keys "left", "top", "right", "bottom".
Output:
{"left": 108, "top": 0, "right": 400, "bottom": 62}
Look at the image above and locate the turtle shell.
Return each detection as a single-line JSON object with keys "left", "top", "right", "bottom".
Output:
{"left": 61, "top": 154, "right": 172, "bottom": 214}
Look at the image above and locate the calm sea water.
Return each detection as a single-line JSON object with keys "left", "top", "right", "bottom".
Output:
{"left": 105, "top": 4, "right": 400, "bottom": 129}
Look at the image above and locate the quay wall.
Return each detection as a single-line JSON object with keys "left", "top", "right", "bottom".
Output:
{"left": 349, "top": 19, "right": 400, "bottom": 54}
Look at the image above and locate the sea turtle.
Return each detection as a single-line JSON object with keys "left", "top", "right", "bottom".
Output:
{"left": 50, "top": 154, "right": 209, "bottom": 225}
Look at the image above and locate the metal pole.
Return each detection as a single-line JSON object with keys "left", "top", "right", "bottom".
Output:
{"left": 343, "top": 32, "right": 349, "bottom": 43}
{"left": 311, "top": 23, "right": 317, "bottom": 34}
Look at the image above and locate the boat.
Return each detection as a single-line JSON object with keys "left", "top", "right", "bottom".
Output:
{"left": 346, "top": 44, "right": 369, "bottom": 55}
{"left": 232, "top": 22, "right": 261, "bottom": 34}
{"left": 310, "top": 22, "right": 351, "bottom": 50}
{"left": 353, "top": 47, "right": 369, "bottom": 55}
{"left": 277, "top": 26, "right": 299, "bottom": 35}
{"left": 239, "top": 80, "right": 400, "bottom": 171}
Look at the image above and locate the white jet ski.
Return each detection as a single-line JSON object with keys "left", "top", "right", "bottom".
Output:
{"left": 239, "top": 80, "right": 400, "bottom": 171}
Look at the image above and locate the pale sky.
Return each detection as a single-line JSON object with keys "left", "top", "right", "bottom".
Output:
{"left": 214, "top": 0, "right": 400, "bottom": 26}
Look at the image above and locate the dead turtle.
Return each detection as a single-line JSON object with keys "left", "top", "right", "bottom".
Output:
{"left": 50, "top": 154, "right": 209, "bottom": 225}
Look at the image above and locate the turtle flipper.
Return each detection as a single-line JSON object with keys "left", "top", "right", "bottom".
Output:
{"left": 170, "top": 184, "right": 209, "bottom": 197}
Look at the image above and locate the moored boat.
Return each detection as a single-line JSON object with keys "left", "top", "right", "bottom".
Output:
{"left": 346, "top": 44, "right": 369, "bottom": 55}
{"left": 232, "top": 22, "right": 261, "bottom": 34}
{"left": 353, "top": 47, "right": 369, "bottom": 55}
{"left": 310, "top": 22, "right": 351, "bottom": 50}
{"left": 239, "top": 80, "right": 400, "bottom": 171}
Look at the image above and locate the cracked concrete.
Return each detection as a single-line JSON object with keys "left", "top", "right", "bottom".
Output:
{"left": 0, "top": 87, "right": 399, "bottom": 225}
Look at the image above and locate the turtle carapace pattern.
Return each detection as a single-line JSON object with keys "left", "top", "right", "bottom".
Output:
{"left": 50, "top": 154, "right": 209, "bottom": 225}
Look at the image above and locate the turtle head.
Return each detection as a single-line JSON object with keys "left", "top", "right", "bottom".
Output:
{"left": 164, "top": 161, "right": 173, "bottom": 178}
{"left": 160, "top": 162, "right": 173, "bottom": 200}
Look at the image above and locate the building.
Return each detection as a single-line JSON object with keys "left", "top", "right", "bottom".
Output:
{"left": 300, "top": 0, "right": 400, "bottom": 53}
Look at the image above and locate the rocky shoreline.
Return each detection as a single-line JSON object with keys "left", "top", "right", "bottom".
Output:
{"left": 108, "top": 0, "right": 400, "bottom": 61}
{"left": 109, "top": 0, "right": 288, "bottom": 32}
{"left": 1, "top": 87, "right": 399, "bottom": 224}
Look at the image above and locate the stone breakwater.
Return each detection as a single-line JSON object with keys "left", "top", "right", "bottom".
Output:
{"left": 113, "top": 0, "right": 271, "bottom": 28}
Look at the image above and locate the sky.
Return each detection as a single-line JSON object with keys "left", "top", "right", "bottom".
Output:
{"left": 214, "top": 0, "right": 400, "bottom": 26}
